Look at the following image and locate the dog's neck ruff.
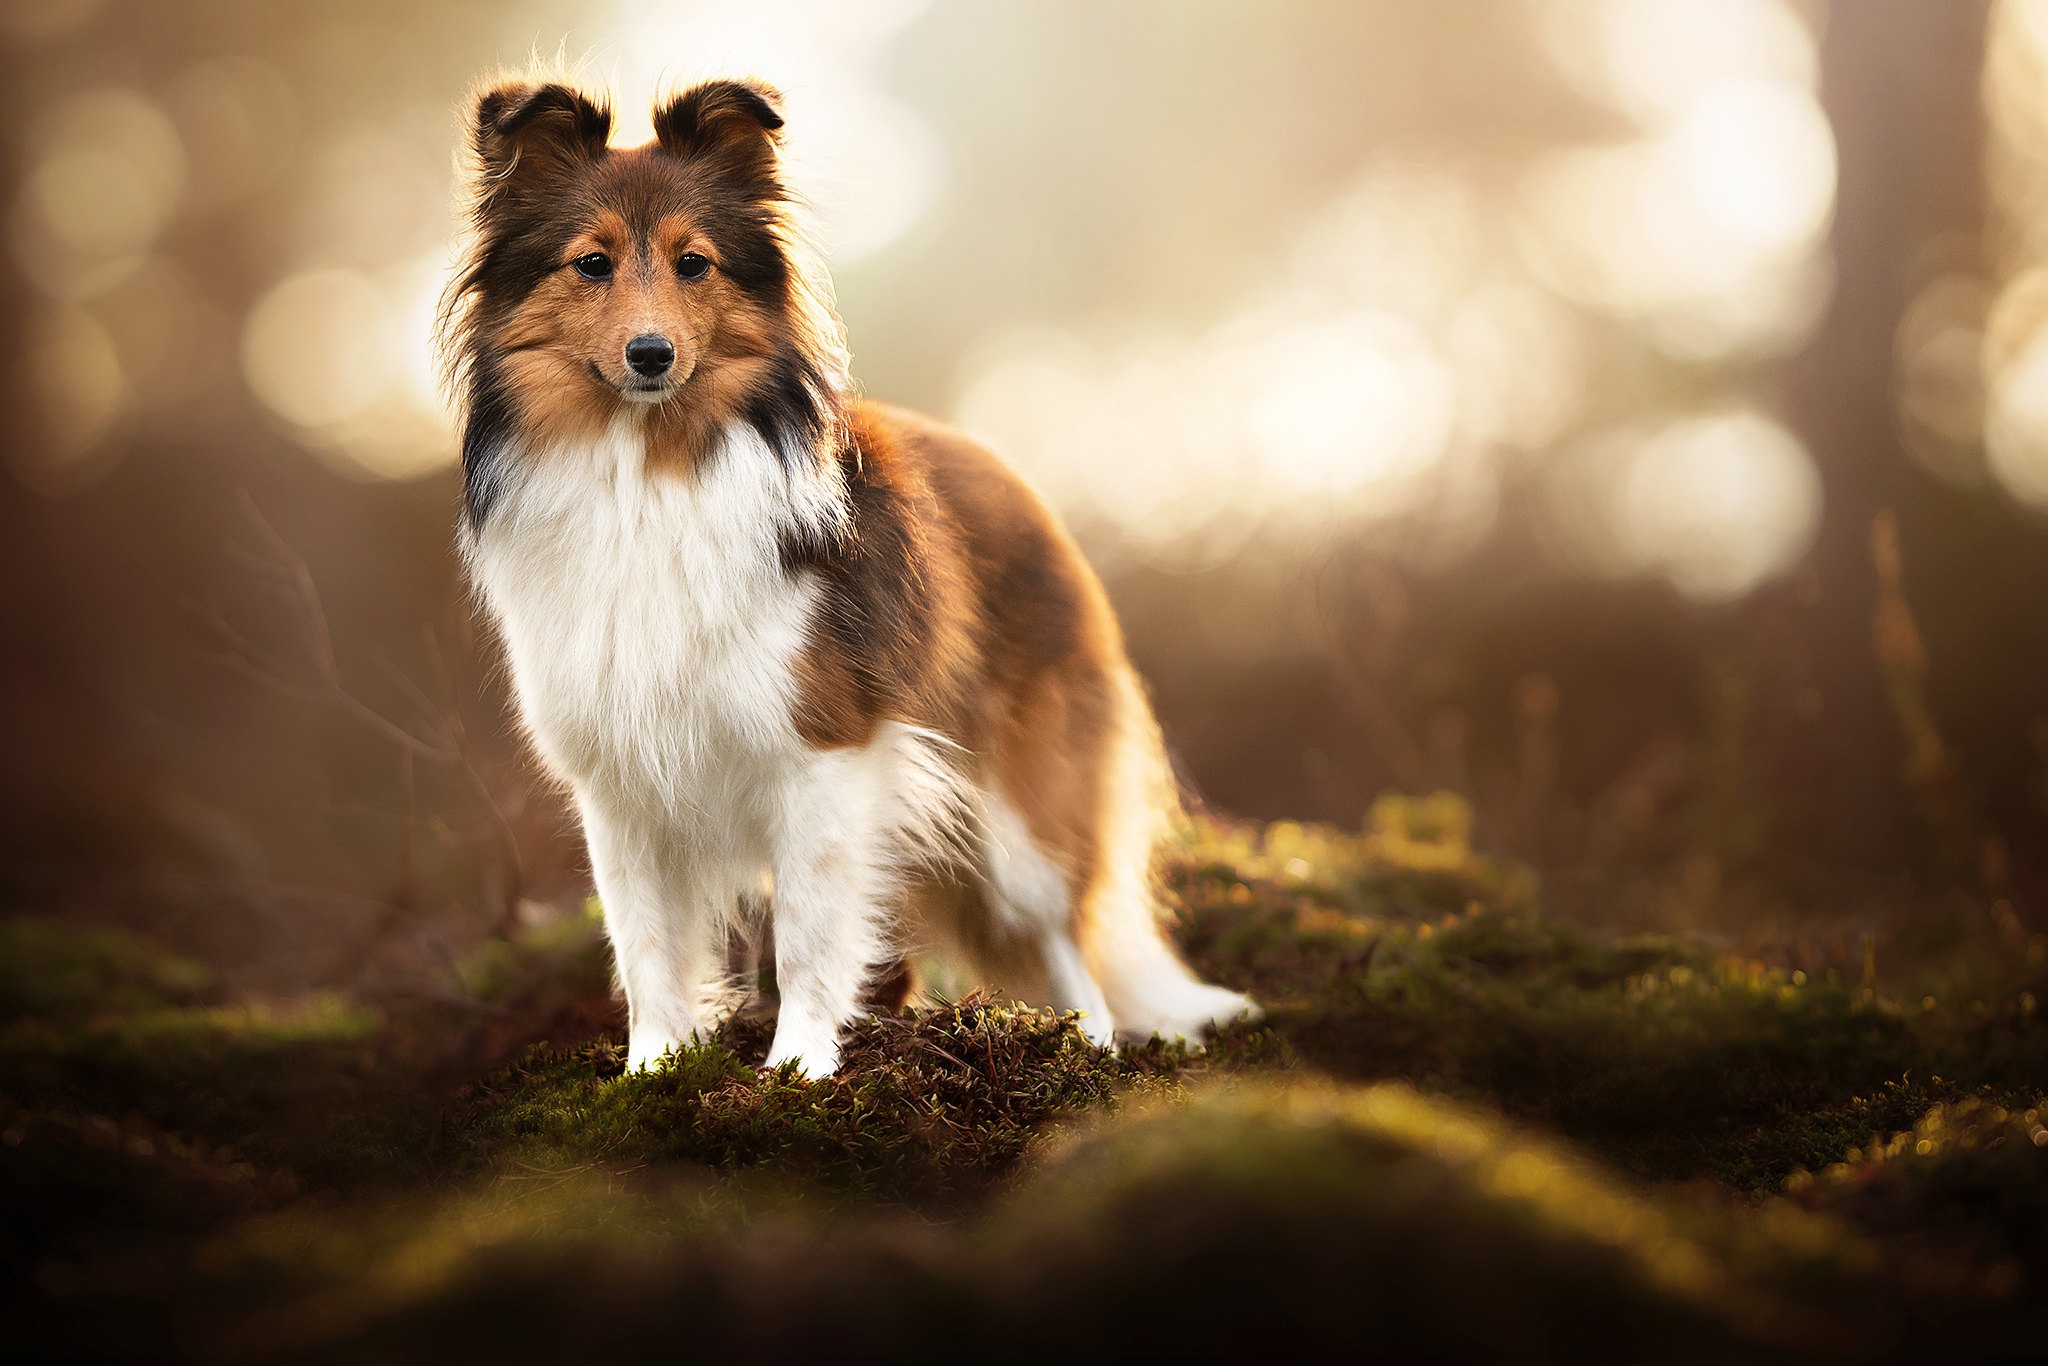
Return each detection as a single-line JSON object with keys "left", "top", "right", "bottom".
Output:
{"left": 467, "top": 410, "right": 845, "bottom": 548}
{"left": 463, "top": 416, "right": 844, "bottom": 822}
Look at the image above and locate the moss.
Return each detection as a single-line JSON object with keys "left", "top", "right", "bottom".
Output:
{"left": 449, "top": 996, "right": 1191, "bottom": 1203}
{"left": 1791, "top": 1095, "right": 2048, "bottom": 1276}
{"left": 244, "top": 1086, "right": 2037, "bottom": 1364}
{"left": 1779, "top": 1094, "right": 2048, "bottom": 1362}
{"left": 451, "top": 903, "right": 610, "bottom": 1008}
{"left": 1174, "top": 799, "right": 1538, "bottom": 934}
{"left": 0, "top": 920, "right": 428, "bottom": 1227}
{"left": 0, "top": 990, "right": 394, "bottom": 1179}
{"left": 143, "top": 1083, "right": 1870, "bottom": 1362}
{"left": 8, "top": 818, "right": 2048, "bottom": 1361}
{"left": 986, "top": 1081, "right": 1870, "bottom": 1359}
{"left": 1173, "top": 836, "right": 2048, "bottom": 1190}
{"left": 0, "top": 916, "right": 217, "bottom": 1023}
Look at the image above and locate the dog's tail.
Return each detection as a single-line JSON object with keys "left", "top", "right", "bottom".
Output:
{"left": 1080, "top": 666, "right": 1258, "bottom": 1041}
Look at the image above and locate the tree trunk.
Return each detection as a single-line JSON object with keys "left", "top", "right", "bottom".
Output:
{"left": 1781, "top": 0, "right": 1991, "bottom": 873}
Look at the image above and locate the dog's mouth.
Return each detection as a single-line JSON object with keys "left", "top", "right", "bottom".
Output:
{"left": 590, "top": 362, "right": 684, "bottom": 404}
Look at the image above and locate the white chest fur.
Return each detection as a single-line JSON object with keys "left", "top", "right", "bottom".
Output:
{"left": 465, "top": 418, "right": 837, "bottom": 854}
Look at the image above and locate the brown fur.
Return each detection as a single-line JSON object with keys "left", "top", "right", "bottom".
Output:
{"left": 794, "top": 401, "right": 1131, "bottom": 959}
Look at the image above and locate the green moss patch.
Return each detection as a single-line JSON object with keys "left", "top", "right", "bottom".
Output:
{"left": 1174, "top": 821, "right": 2048, "bottom": 1190}
{"left": 449, "top": 996, "right": 1197, "bottom": 1203}
{"left": 7, "top": 806, "right": 2048, "bottom": 1361}
{"left": 0, "top": 917, "right": 217, "bottom": 1023}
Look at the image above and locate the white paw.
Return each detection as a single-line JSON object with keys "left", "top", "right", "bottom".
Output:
{"left": 763, "top": 1021, "right": 840, "bottom": 1079}
{"left": 1210, "top": 987, "right": 1263, "bottom": 1026}
{"left": 627, "top": 1038, "right": 679, "bottom": 1072}
{"left": 628, "top": 1028, "right": 702, "bottom": 1073}
{"left": 1128, "top": 986, "right": 1261, "bottom": 1047}
{"left": 1075, "top": 1009, "right": 1118, "bottom": 1049}
{"left": 1184, "top": 984, "right": 1259, "bottom": 1028}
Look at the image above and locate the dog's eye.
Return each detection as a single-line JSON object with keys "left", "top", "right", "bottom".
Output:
{"left": 675, "top": 253, "right": 711, "bottom": 281}
{"left": 572, "top": 253, "right": 613, "bottom": 281}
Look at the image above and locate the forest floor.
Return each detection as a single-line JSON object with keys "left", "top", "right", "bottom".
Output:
{"left": 5, "top": 798, "right": 2047, "bottom": 1363}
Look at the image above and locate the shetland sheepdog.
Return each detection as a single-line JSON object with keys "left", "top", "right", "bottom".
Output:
{"left": 441, "top": 76, "right": 1254, "bottom": 1076}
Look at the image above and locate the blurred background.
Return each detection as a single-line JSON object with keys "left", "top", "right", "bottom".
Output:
{"left": 1, "top": 0, "right": 2042, "bottom": 992}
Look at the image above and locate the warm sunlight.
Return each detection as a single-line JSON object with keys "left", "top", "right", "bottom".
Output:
{"left": 8, "top": 8, "right": 2046, "bottom": 1357}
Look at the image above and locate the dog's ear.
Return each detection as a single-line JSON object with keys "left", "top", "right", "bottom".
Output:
{"left": 468, "top": 80, "right": 611, "bottom": 195}
{"left": 652, "top": 79, "right": 786, "bottom": 184}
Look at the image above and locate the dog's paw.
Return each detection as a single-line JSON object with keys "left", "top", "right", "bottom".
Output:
{"left": 1124, "top": 985, "right": 1261, "bottom": 1049}
{"left": 1074, "top": 1008, "right": 1118, "bottom": 1049}
{"left": 762, "top": 1022, "right": 840, "bottom": 1080}
{"left": 626, "top": 1040, "right": 676, "bottom": 1072}
{"left": 627, "top": 1029, "right": 703, "bottom": 1073}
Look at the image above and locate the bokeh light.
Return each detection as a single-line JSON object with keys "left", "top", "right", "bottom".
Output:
{"left": 160, "top": 57, "right": 298, "bottom": 210}
{"left": 1547, "top": 409, "right": 1822, "bottom": 602}
{"left": 1536, "top": 0, "right": 1817, "bottom": 129}
{"left": 11, "top": 86, "right": 185, "bottom": 296}
{"left": 1894, "top": 273, "right": 1992, "bottom": 486}
{"left": 14, "top": 303, "right": 125, "bottom": 495}
{"left": 1975, "top": 0, "right": 2048, "bottom": 511}
{"left": 940, "top": 3, "right": 1833, "bottom": 598}
{"left": 955, "top": 161, "right": 1535, "bottom": 569}
{"left": 1619, "top": 410, "right": 1823, "bottom": 601}
{"left": 1, "top": 0, "right": 1835, "bottom": 609}
{"left": 1519, "top": 0, "right": 1835, "bottom": 362}
{"left": 242, "top": 257, "right": 454, "bottom": 482}
{"left": 525, "top": 0, "right": 943, "bottom": 262}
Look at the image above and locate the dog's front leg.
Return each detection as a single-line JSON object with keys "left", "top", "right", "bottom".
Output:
{"left": 762, "top": 760, "right": 900, "bottom": 1079}
{"left": 581, "top": 799, "right": 730, "bottom": 1072}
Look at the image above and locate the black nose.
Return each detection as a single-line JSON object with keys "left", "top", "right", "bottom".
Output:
{"left": 625, "top": 333, "right": 674, "bottom": 377}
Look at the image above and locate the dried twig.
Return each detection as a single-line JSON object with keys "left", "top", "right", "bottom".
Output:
{"left": 191, "top": 490, "right": 537, "bottom": 958}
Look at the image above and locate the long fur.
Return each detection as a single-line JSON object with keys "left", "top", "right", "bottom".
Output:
{"left": 440, "top": 74, "right": 1253, "bottom": 1076}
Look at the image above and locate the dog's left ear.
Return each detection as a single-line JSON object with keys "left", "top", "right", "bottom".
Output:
{"left": 653, "top": 79, "right": 786, "bottom": 184}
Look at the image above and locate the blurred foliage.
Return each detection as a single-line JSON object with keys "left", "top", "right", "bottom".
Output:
{"left": 1175, "top": 811, "right": 2048, "bottom": 1190}
{"left": 0, "top": 917, "right": 217, "bottom": 1023}
{"left": 1176, "top": 792, "right": 1539, "bottom": 927}
{"left": 5, "top": 813, "right": 2048, "bottom": 1361}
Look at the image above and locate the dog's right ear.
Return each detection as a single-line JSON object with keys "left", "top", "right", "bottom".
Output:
{"left": 467, "top": 81, "right": 611, "bottom": 196}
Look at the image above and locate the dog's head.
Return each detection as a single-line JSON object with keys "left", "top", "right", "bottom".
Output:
{"left": 444, "top": 76, "right": 842, "bottom": 483}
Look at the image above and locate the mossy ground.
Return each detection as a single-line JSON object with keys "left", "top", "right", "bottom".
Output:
{"left": 6, "top": 801, "right": 2047, "bottom": 1362}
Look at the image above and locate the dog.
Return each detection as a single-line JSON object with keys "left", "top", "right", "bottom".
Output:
{"left": 441, "top": 76, "right": 1254, "bottom": 1077}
